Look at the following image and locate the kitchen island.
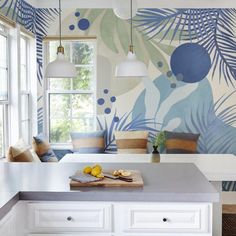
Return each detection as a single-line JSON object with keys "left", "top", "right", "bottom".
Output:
{"left": 0, "top": 162, "right": 219, "bottom": 236}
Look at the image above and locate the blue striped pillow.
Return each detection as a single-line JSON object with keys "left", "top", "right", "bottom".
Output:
{"left": 70, "top": 131, "right": 105, "bottom": 153}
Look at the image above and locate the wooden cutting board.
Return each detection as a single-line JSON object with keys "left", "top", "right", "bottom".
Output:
{"left": 70, "top": 170, "right": 143, "bottom": 188}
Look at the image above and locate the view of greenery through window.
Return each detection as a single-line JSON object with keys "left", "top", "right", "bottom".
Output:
{"left": 0, "top": 106, "right": 3, "bottom": 156}
{"left": 47, "top": 40, "right": 96, "bottom": 143}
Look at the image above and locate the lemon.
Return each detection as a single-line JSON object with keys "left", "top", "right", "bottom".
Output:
{"left": 83, "top": 166, "right": 92, "bottom": 174}
{"left": 120, "top": 170, "right": 131, "bottom": 177}
{"left": 113, "top": 170, "right": 120, "bottom": 176}
{"left": 91, "top": 167, "right": 101, "bottom": 177}
{"left": 96, "top": 173, "right": 104, "bottom": 178}
{"left": 93, "top": 164, "right": 102, "bottom": 171}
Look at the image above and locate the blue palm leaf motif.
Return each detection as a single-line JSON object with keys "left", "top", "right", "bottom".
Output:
{"left": 135, "top": 8, "right": 236, "bottom": 86}
{"left": 214, "top": 91, "right": 236, "bottom": 126}
{"left": 97, "top": 112, "right": 158, "bottom": 152}
{"left": 0, "top": 0, "right": 58, "bottom": 35}
{"left": 0, "top": 0, "right": 58, "bottom": 86}
{"left": 135, "top": 9, "right": 218, "bottom": 42}
{"left": 0, "top": 0, "right": 11, "bottom": 16}
{"left": 35, "top": 8, "right": 58, "bottom": 35}
{"left": 180, "top": 87, "right": 236, "bottom": 156}
{"left": 198, "top": 9, "right": 236, "bottom": 86}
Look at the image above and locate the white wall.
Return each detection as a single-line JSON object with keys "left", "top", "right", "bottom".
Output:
{"left": 35, "top": 0, "right": 236, "bottom": 8}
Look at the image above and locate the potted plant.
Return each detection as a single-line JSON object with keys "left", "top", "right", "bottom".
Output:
{"left": 152, "top": 131, "right": 166, "bottom": 154}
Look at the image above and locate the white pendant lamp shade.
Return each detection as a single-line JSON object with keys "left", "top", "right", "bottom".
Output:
{"left": 45, "top": 0, "right": 76, "bottom": 78}
{"left": 115, "top": 51, "right": 148, "bottom": 77}
{"left": 115, "top": 0, "right": 148, "bottom": 78}
{"left": 45, "top": 52, "right": 76, "bottom": 78}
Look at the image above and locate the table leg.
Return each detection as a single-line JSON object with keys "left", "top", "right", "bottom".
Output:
{"left": 211, "top": 181, "right": 222, "bottom": 236}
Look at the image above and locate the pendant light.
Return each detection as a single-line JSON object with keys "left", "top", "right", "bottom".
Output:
{"left": 45, "top": 0, "right": 76, "bottom": 78}
{"left": 115, "top": 0, "right": 148, "bottom": 78}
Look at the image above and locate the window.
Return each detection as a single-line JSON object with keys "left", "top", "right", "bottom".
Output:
{"left": 45, "top": 39, "right": 96, "bottom": 144}
{"left": 0, "top": 23, "right": 9, "bottom": 156}
{"left": 0, "top": 27, "right": 8, "bottom": 102}
{"left": 20, "top": 35, "right": 31, "bottom": 144}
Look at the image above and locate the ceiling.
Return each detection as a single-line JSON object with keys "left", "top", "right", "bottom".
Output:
{"left": 26, "top": 0, "right": 236, "bottom": 8}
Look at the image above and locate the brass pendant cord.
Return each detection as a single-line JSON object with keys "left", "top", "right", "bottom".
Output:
{"left": 130, "top": 0, "right": 134, "bottom": 53}
{"left": 59, "top": 0, "right": 62, "bottom": 47}
{"left": 57, "top": 0, "right": 64, "bottom": 54}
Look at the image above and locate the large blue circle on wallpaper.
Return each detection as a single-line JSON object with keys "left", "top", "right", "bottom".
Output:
{"left": 170, "top": 43, "right": 211, "bottom": 83}
{"left": 78, "top": 18, "right": 90, "bottom": 30}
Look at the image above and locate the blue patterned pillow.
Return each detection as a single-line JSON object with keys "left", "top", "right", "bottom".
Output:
{"left": 70, "top": 131, "right": 105, "bottom": 153}
{"left": 32, "top": 134, "right": 58, "bottom": 162}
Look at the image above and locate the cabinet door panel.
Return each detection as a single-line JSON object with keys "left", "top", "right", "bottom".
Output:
{"left": 115, "top": 203, "right": 211, "bottom": 234}
{"left": 0, "top": 212, "right": 14, "bottom": 236}
{"left": 27, "top": 202, "right": 112, "bottom": 232}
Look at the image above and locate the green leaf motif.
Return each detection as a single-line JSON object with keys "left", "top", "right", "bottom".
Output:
{"left": 116, "top": 18, "right": 130, "bottom": 54}
{"left": 100, "top": 10, "right": 119, "bottom": 53}
{"left": 132, "top": 29, "right": 149, "bottom": 65}
{"left": 142, "top": 35, "right": 169, "bottom": 74}
{"left": 153, "top": 41, "right": 176, "bottom": 56}
{"left": 87, "top": 9, "right": 105, "bottom": 24}
{"left": 79, "top": 9, "right": 171, "bottom": 74}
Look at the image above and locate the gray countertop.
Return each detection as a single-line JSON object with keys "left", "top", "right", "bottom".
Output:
{"left": 0, "top": 162, "right": 219, "bottom": 220}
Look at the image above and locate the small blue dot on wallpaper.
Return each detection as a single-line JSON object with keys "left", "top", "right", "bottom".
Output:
{"left": 97, "top": 98, "right": 105, "bottom": 105}
{"left": 110, "top": 96, "right": 116, "bottom": 103}
{"left": 69, "top": 25, "right": 75, "bottom": 30}
{"left": 157, "top": 61, "right": 163, "bottom": 68}
{"left": 170, "top": 43, "right": 211, "bottom": 83}
{"left": 105, "top": 108, "right": 111, "bottom": 114}
{"left": 113, "top": 116, "right": 120, "bottom": 122}
{"left": 69, "top": 11, "right": 90, "bottom": 31}
{"left": 166, "top": 71, "right": 173, "bottom": 78}
{"left": 75, "top": 11, "right": 80, "bottom": 17}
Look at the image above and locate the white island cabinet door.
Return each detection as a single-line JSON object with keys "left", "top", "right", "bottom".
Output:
{"left": 27, "top": 202, "right": 112, "bottom": 233}
{"left": 115, "top": 202, "right": 212, "bottom": 236}
{"left": 0, "top": 212, "right": 15, "bottom": 236}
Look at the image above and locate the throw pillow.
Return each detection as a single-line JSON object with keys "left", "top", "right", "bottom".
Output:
{"left": 32, "top": 134, "right": 58, "bottom": 162}
{"left": 165, "top": 131, "right": 200, "bottom": 154}
{"left": 114, "top": 131, "right": 149, "bottom": 154}
{"left": 70, "top": 130, "right": 105, "bottom": 153}
{"left": 7, "top": 139, "right": 40, "bottom": 162}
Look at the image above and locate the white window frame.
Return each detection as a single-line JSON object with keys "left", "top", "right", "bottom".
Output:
{"left": 19, "top": 34, "right": 32, "bottom": 145}
{"left": 44, "top": 38, "right": 97, "bottom": 147}
{"left": 0, "top": 22, "right": 10, "bottom": 157}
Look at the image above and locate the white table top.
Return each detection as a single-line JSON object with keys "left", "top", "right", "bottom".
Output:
{"left": 60, "top": 153, "right": 236, "bottom": 181}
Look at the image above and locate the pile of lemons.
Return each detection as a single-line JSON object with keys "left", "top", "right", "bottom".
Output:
{"left": 83, "top": 164, "right": 104, "bottom": 178}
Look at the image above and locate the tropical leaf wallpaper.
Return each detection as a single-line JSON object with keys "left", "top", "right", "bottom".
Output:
{"left": 135, "top": 8, "right": 236, "bottom": 85}
{"left": 0, "top": 2, "right": 236, "bottom": 190}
